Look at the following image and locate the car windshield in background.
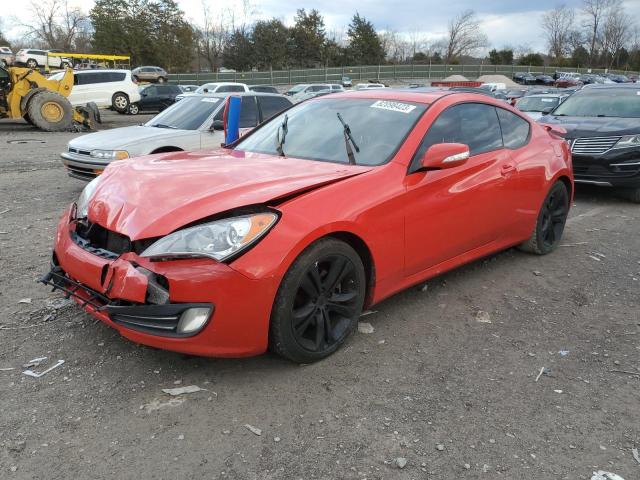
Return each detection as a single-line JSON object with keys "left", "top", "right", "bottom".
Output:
{"left": 195, "top": 84, "right": 218, "bottom": 94}
{"left": 553, "top": 88, "right": 640, "bottom": 118}
{"left": 517, "top": 97, "right": 560, "bottom": 112}
{"left": 145, "top": 96, "right": 220, "bottom": 130}
{"left": 236, "top": 98, "right": 427, "bottom": 166}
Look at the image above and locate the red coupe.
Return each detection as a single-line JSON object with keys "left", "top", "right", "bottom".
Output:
{"left": 43, "top": 90, "right": 573, "bottom": 362}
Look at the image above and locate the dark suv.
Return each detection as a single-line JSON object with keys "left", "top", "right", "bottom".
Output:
{"left": 540, "top": 84, "right": 640, "bottom": 202}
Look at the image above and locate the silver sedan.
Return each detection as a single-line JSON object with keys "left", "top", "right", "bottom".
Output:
{"left": 60, "top": 93, "right": 293, "bottom": 180}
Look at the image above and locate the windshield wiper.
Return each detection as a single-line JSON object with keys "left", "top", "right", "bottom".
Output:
{"left": 275, "top": 114, "right": 288, "bottom": 156}
{"left": 152, "top": 123, "right": 177, "bottom": 129}
{"left": 336, "top": 112, "right": 359, "bottom": 165}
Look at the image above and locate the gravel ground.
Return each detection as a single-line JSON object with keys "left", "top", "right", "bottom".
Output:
{"left": 0, "top": 112, "right": 639, "bottom": 480}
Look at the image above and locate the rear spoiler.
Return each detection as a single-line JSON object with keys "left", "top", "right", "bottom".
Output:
{"left": 538, "top": 123, "right": 567, "bottom": 137}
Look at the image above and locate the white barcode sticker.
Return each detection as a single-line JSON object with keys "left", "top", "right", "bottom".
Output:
{"left": 370, "top": 100, "right": 416, "bottom": 113}
{"left": 201, "top": 98, "right": 219, "bottom": 103}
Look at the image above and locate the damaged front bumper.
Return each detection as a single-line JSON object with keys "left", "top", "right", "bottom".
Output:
{"left": 43, "top": 207, "right": 278, "bottom": 357}
{"left": 40, "top": 266, "right": 213, "bottom": 337}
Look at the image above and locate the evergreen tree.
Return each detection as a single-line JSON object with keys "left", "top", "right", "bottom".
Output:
{"left": 90, "top": 0, "right": 194, "bottom": 71}
{"left": 222, "top": 29, "right": 254, "bottom": 71}
{"left": 253, "top": 19, "right": 289, "bottom": 70}
{"left": 289, "top": 9, "right": 325, "bottom": 67}
{"left": 346, "top": 13, "right": 384, "bottom": 65}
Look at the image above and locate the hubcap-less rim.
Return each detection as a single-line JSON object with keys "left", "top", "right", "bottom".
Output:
{"left": 541, "top": 189, "right": 568, "bottom": 248}
{"left": 41, "top": 101, "right": 64, "bottom": 122}
{"left": 114, "top": 96, "right": 127, "bottom": 109}
{"left": 291, "top": 255, "right": 360, "bottom": 353}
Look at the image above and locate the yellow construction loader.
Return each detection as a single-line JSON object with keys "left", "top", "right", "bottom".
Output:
{"left": 0, "top": 65, "right": 99, "bottom": 131}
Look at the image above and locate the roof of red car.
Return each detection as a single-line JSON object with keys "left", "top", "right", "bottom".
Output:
{"left": 325, "top": 89, "right": 451, "bottom": 104}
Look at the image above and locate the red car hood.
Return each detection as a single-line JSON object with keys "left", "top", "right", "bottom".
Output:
{"left": 88, "top": 149, "right": 371, "bottom": 240}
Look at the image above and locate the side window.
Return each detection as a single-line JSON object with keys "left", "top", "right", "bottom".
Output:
{"left": 412, "top": 103, "right": 503, "bottom": 169}
{"left": 144, "top": 86, "right": 157, "bottom": 96}
{"left": 496, "top": 108, "right": 530, "bottom": 149}
{"left": 76, "top": 73, "right": 90, "bottom": 85}
{"left": 258, "top": 96, "right": 291, "bottom": 121}
{"left": 239, "top": 96, "right": 258, "bottom": 128}
{"left": 110, "top": 72, "right": 126, "bottom": 82}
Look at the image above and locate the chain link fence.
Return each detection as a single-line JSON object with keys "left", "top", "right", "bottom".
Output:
{"left": 168, "top": 64, "right": 639, "bottom": 86}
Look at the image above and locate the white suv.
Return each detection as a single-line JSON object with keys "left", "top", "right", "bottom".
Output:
{"left": 175, "top": 82, "right": 250, "bottom": 100}
{"left": 48, "top": 69, "right": 141, "bottom": 113}
{"left": 15, "top": 49, "right": 71, "bottom": 69}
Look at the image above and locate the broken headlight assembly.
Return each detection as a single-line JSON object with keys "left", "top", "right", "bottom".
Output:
{"left": 140, "top": 212, "right": 278, "bottom": 262}
{"left": 76, "top": 175, "right": 102, "bottom": 219}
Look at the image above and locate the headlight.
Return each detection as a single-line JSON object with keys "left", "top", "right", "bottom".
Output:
{"left": 76, "top": 175, "right": 102, "bottom": 218}
{"left": 613, "top": 135, "right": 640, "bottom": 149}
{"left": 141, "top": 213, "right": 278, "bottom": 261}
{"left": 90, "top": 149, "right": 129, "bottom": 160}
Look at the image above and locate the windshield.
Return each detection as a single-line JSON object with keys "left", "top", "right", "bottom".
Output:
{"left": 553, "top": 88, "right": 640, "bottom": 118}
{"left": 195, "top": 84, "right": 217, "bottom": 94}
{"left": 145, "top": 96, "right": 221, "bottom": 130}
{"left": 236, "top": 98, "right": 427, "bottom": 166}
{"left": 517, "top": 96, "right": 560, "bottom": 112}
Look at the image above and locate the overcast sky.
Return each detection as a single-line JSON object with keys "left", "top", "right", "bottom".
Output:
{"left": 3, "top": 0, "right": 640, "bottom": 52}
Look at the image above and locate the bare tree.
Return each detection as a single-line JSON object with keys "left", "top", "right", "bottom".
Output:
{"left": 581, "top": 0, "right": 618, "bottom": 66}
{"left": 22, "top": 0, "right": 89, "bottom": 50}
{"left": 196, "top": 1, "right": 231, "bottom": 72}
{"left": 541, "top": 5, "right": 575, "bottom": 60}
{"left": 601, "top": 6, "right": 632, "bottom": 68}
{"left": 444, "top": 10, "right": 488, "bottom": 63}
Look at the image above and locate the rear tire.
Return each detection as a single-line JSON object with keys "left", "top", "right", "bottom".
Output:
{"left": 519, "top": 181, "right": 569, "bottom": 255}
{"left": 269, "top": 238, "right": 366, "bottom": 363}
{"left": 26, "top": 58, "right": 38, "bottom": 69}
{"left": 618, "top": 187, "right": 640, "bottom": 203}
{"left": 23, "top": 112, "right": 34, "bottom": 125}
{"left": 111, "top": 92, "right": 130, "bottom": 113}
{"left": 157, "top": 76, "right": 166, "bottom": 83}
{"left": 128, "top": 103, "right": 140, "bottom": 115}
{"left": 27, "top": 91, "right": 73, "bottom": 132}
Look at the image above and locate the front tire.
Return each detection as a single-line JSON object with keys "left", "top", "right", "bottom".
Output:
{"left": 27, "top": 91, "right": 73, "bottom": 131}
{"left": 157, "top": 76, "right": 166, "bottom": 83}
{"left": 128, "top": 103, "right": 140, "bottom": 115}
{"left": 269, "top": 238, "right": 366, "bottom": 363}
{"left": 26, "top": 58, "right": 38, "bottom": 69}
{"left": 111, "top": 92, "right": 130, "bottom": 113}
{"left": 519, "top": 181, "right": 569, "bottom": 255}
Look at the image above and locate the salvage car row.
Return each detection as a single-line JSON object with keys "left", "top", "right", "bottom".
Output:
{"left": 42, "top": 81, "right": 639, "bottom": 364}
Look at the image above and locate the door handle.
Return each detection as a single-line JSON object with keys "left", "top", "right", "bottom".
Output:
{"left": 501, "top": 164, "right": 516, "bottom": 176}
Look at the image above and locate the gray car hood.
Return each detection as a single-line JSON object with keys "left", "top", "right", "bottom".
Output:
{"left": 68, "top": 126, "right": 198, "bottom": 151}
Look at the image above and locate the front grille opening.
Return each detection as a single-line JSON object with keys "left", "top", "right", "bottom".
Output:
{"left": 74, "top": 222, "right": 132, "bottom": 257}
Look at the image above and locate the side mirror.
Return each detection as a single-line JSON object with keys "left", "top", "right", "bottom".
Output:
{"left": 203, "top": 88, "right": 209, "bottom": 93}
{"left": 541, "top": 106, "right": 553, "bottom": 115}
{"left": 141, "top": 92, "right": 147, "bottom": 97}
{"left": 211, "top": 119, "right": 224, "bottom": 131}
{"left": 420, "top": 143, "right": 470, "bottom": 170}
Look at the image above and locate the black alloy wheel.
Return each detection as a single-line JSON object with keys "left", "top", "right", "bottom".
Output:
{"left": 519, "top": 181, "right": 569, "bottom": 254}
{"left": 270, "top": 239, "right": 365, "bottom": 363}
{"left": 540, "top": 186, "right": 568, "bottom": 249}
